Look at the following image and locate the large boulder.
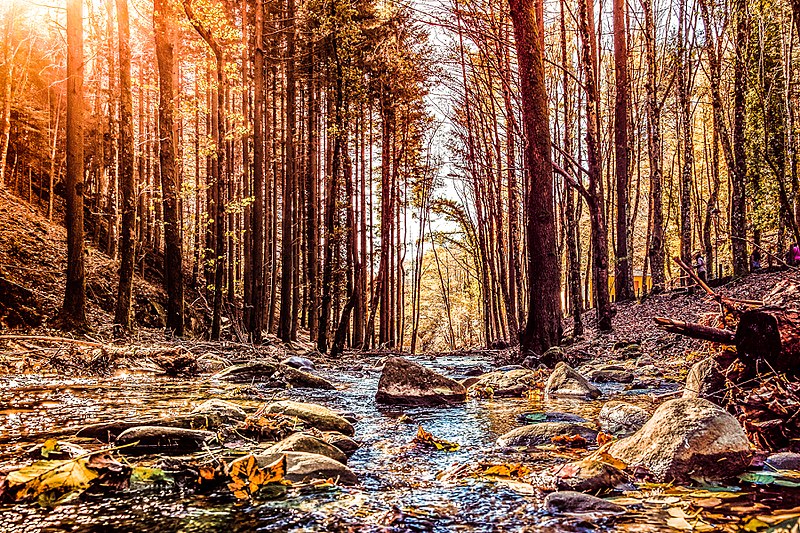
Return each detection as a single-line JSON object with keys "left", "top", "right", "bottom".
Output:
{"left": 683, "top": 358, "right": 726, "bottom": 402}
{"left": 467, "top": 369, "right": 543, "bottom": 397}
{"left": 233, "top": 452, "right": 358, "bottom": 485}
{"left": 544, "top": 491, "right": 626, "bottom": 515}
{"left": 497, "top": 422, "right": 597, "bottom": 448}
{"left": 261, "top": 400, "right": 355, "bottom": 436}
{"left": 598, "top": 401, "right": 650, "bottom": 437}
{"left": 375, "top": 357, "right": 466, "bottom": 406}
{"left": 545, "top": 363, "right": 601, "bottom": 400}
{"left": 263, "top": 433, "right": 348, "bottom": 464}
{"left": 606, "top": 398, "right": 752, "bottom": 482}
{"left": 115, "top": 426, "right": 217, "bottom": 454}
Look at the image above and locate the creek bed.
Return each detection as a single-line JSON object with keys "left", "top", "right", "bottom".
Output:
{"left": 0, "top": 354, "right": 793, "bottom": 532}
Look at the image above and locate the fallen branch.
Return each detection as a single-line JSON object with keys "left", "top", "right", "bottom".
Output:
{"left": 653, "top": 317, "right": 737, "bottom": 344}
{"left": 0, "top": 335, "right": 107, "bottom": 348}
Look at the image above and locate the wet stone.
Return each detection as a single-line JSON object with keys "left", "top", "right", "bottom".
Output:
{"left": 765, "top": 452, "right": 800, "bottom": 471}
{"left": 322, "top": 432, "right": 361, "bottom": 456}
{"left": 497, "top": 422, "right": 597, "bottom": 448}
{"left": 598, "top": 401, "right": 650, "bottom": 437}
{"left": 375, "top": 357, "right": 466, "bottom": 406}
{"left": 281, "top": 356, "right": 315, "bottom": 370}
{"left": 115, "top": 426, "right": 217, "bottom": 454}
{"left": 544, "top": 491, "right": 626, "bottom": 515}
{"left": 552, "top": 457, "right": 628, "bottom": 493}
{"left": 191, "top": 399, "right": 247, "bottom": 421}
{"left": 263, "top": 433, "right": 348, "bottom": 464}
{"left": 467, "top": 368, "right": 544, "bottom": 397}
{"left": 234, "top": 451, "right": 358, "bottom": 485}
{"left": 262, "top": 400, "right": 355, "bottom": 436}
{"left": 544, "top": 362, "right": 601, "bottom": 400}
{"left": 588, "top": 369, "right": 634, "bottom": 384}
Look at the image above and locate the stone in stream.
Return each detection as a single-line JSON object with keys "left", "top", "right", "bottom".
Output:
{"left": 606, "top": 397, "right": 752, "bottom": 482}
{"left": 115, "top": 426, "right": 217, "bottom": 454}
{"left": 263, "top": 433, "right": 348, "bottom": 464}
{"left": 375, "top": 357, "right": 466, "bottom": 406}
{"left": 598, "top": 401, "right": 650, "bottom": 437}
{"left": 497, "top": 422, "right": 598, "bottom": 448}
{"left": 192, "top": 399, "right": 248, "bottom": 421}
{"left": 230, "top": 451, "right": 358, "bottom": 485}
{"left": 322, "top": 432, "right": 361, "bottom": 457}
{"left": 544, "top": 491, "right": 626, "bottom": 515}
{"left": 765, "top": 452, "right": 800, "bottom": 471}
{"left": 467, "top": 369, "right": 545, "bottom": 397}
{"left": 212, "top": 362, "right": 279, "bottom": 382}
{"left": 517, "top": 411, "right": 589, "bottom": 425}
{"left": 281, "top": 356, "right": 315, "bottom": 370}
{"left": 544, "top": 363, "right": 601, "bottom": 400}
{"left": 682, "top": 357, "right": 726, "bottom": 403}
{"left": 523, "top": 346, "right": 565, "bottom": 369}
{"left": 261, "top": 400, "right": 355, "bottom": 436}
{"left": 212, "top": 362, "right": 335, "bottom": 389}
{"left": 276, "top": 365, "right": 336, "bottom": 390}
{"left": 588, "top": 368, "right": 635, "bottom": 384}
{"left": 77, "top": 419, "right": 161, "bottom": 442}
{"left": 551, "top": 456, "right": 628, "bottom": 492}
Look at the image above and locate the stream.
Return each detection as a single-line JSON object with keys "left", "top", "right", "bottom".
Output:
{"left": 0, "top": 353, "right": 794, "bottom": 532}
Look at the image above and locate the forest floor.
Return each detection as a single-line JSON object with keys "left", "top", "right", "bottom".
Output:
{"left": 2, "top": 188, "right": 800, "bottom": 531}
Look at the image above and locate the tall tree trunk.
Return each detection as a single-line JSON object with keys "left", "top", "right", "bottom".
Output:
{"left": 61, "top": 0, "right": 87, "bottom": 330}
{"left": 677, "top": 0, "right": 694, "bottom": 277}
{"left": 279, "top": 0, "right": 296, "bottom": 341}
{"left": 249, "top": 0, "right": 266, "bottom": 342}
{"left": 731, "top": 0, "right": 749, "bottom": 275}
{"left": 613, "top": 0, "right": 633, "bottom": 300}
{"left": 154, "top": 0, "right": 184, "bottom": 336}
{"left": 509, "top": 0, "right": 563, "bottom": 356}
{"left": 114, "top": 0, "right": 136, "bottom": 333}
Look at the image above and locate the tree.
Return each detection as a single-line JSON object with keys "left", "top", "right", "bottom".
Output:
{"left": 60, "top": 0, "right": 87, "bottom": 330}
{"left": 154, "top": 0, "right": 184, "bottom": 336}
{"left": 509, "top": 0, "right": 562, "bottom": 356}
{"left": 114, "top": 0, "right": 136, "bottom": 333}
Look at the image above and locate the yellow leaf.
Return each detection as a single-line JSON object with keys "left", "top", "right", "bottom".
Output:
{"left": 227, "top": 454, "right": 286, "bottom": 499}
{"left": 6, "top": 458, "right": 98, "bottom": 503}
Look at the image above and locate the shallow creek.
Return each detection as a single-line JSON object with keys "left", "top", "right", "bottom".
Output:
{"left": 0, "top": 354, "right": 794, "bottom": 532}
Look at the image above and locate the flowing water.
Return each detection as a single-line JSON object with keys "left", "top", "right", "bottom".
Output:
{"left": 0, "top": 354, "right": 795, "bottom": 532}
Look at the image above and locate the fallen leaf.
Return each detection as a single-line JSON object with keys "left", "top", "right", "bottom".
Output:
{"left": 227, "top": 454, "right": 286, "bottom": 500}
{"left": 412, "top": 426, "right": 460, "bottom": 452}
{"left": 551, "top": 434, "right": 588, "bottom": 448}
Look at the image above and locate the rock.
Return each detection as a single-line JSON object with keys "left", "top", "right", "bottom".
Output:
{"left": 375, "top": 357, "right": 466, "bottom": 406}
{"left": 467, "top": 369, "right": 544, "bottom": 397}
{"left": 277, "top": 366, "right": 336, "bottom": 390}
{"left": 683, "top": 358, "right": 726, "bottom": 402}
{"left": 517, "top": 412, "right": 588, "bottom": 425}
{"left": 606, "top": 398, "right": 753, "bottom": 482}
{"left": 461, "top": 377, "right": 481, "bottom": 388}
{"left": 614, "top": 342, "right": 641, "bottom": 359}
{"left": 264, "top": 433, "right": 347, "bottom": 464}
{"left": 524, "top": 347, "right": 566, "bottom": 369}
{"left": 589, "top": 369, "right": 634, "bottom": 384}
{"left": 765, "top": 452, "right": 800, "bottom": 471}
{"left": 552, "top": 457, "right": 628, "bottom": 492}
{"left": 544, "top": 491, "right": 626, "bottom": 515}
{"left": 496, "top": 365, "right": 526, "bottom": 372}
{"left": 323, "top": 432, "right": 361, "bottom": 456}
{"left": 192, "top": 399, "right": 248, "bottom": 421}
{"left": 497, "top": 422, "right": 597, "bottom": 448}
{"left": 77, "top": 419, "right": 161, "bottom": 442}
{"left": 115, "top": 426, "right": 217, "bottom": 454}
{"left": 282, "top": 356, "right": 315, "bottom": 370}
{"left": 522, "top": 356, "right": 547, "bottom": 370}
{"left": 464, "top": 366, "right": 487, "bottom": 377}
{"left": 27, "top": 441, "right": 88, "bottom": 460}
{"left": 598, "top": 402, "right": 650, "bottom": 437}
{"left": 544, "top": 363, "right": 601, "bottom": 400}
{"left": 262, "top": 400, "right": 355, "bottom": 436}
{"left": 234, "top": 452, "right": 358, "bottom": 485}
{"left": 212, "top": 362, "right": 279, "bottom": 383}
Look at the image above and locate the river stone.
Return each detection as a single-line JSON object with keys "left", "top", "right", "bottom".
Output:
{"left": 552, "top": 457, "right": 628, "bottom": 492}
{"left": 77, "top": 419, "right": 161, "bottom": 442}
{"left": 545, "top": 363, "right": 601, "bottom": 400}
{"left": 589, "top": 369, "right": 634, "bottom": 384}
{"left": 375, "top": 357, "right": 466, "bottom": 406}
{"left": 238, "top": 451, "right": 358, "bottom": 485}
{"left": 598, "top": 401, "right": 650, "bottom": 437}
{"left": 497, "top": 422, "right": 597, "bottom": 448}
{"left": 683, "top": 358, "right": 726, "bottom": 402}
{"left": 263, "top": 433, "right": 347, "bottom": 464}
{"left": 262, "top": 400, "right": 354, "bottom": 436}
{"left": 212, "top": 362, "right": 279, "bottom": 382}
{"left": 606, "top": 397, "right": 752, "bottom": 482}
{"left": 461, "top": 377, "right": 482, "bottom": 388}
{"left": 544, "top": 491, "right": 626, "bottom": 515}
{"left": 765, "top": 452, "right": 800, "bottom": 471}
{"left": 277, "top": 365, "right": 336, "bottom": 390}
{"left": 115, "top": 426, "right": 217, "bottom": 454}
{"left": 323, "top": 432, "right": 361, "bottom": 456}
{"left": 467, "top": 369, "right": 543, "bottom": 397}
{"left": 282, "top": 356, "right": 315, "bottom": 370}
{"left": 192, "top": 399, "right": 248, "bottom": 421}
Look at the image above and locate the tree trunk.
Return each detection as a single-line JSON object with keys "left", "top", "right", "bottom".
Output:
{"left": 154, "top": 0, "right": 184, "bottom": 336}
{"left": 114, "top": 0, "right": 136, "bottom": 333}
{"left": 613, "top": 0, "right": 632, "bottom": 301}
{"left": 60, "top": 0, "right": 87, "bottom": 330}
{"left": 509, "top": 0, "right": 563, "bottom": 356}
{"left": 731, "top": 0, "right": 749, "bottom": 276}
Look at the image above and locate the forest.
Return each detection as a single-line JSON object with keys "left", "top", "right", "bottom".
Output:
{"left": 1, "top": 0, "right": 800, "bottom": 530}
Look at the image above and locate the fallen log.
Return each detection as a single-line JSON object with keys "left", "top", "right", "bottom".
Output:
{"left": 653, "top": 317, "right": 736, "bottom": 345}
